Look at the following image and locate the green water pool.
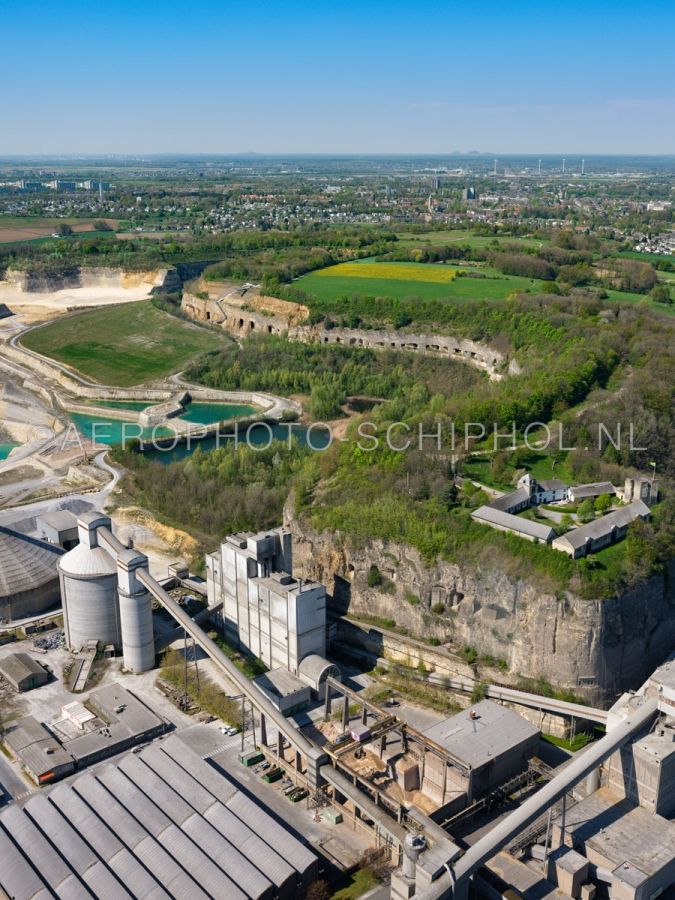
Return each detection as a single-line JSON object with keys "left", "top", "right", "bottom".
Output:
{"left": 0, "top": 442, "right": 18, "bottom": 460}
{"left": 87, "top": 399, "right": 257, "bottom": 424}
{"left": 70, "top": 413, "right": 174, "bottom": 445}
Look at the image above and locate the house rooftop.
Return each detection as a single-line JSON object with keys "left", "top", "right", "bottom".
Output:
{"left": 489, "top": 487, "right": 529, "bottom": 512}
{"left": 570, "top": 481, "right": 616, "bottom": 498}
{"left": 553, "top": 499, "right": 649, "bottom": 550}
{"left": 472, "top": 506, "right": 555, "bottom": 542}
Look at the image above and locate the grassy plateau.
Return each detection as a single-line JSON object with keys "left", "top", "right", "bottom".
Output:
{"left": 21, "top": 301, "right": 225, "bottom": 386}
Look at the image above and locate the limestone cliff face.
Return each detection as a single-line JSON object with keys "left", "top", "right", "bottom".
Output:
{"left": 287, "top": 512, "right": 675, "bottom": 706}
{"left": 5, "top": 266, "right": 172, "bottom": 293}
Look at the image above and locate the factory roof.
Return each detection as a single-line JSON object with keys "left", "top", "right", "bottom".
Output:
{"left": 552, "top": 499, "right": 650, "bottom": 551}
{"left": 422, "top": 700, "right": 539, "bottom": 770}
{"left": 49, "top": 683, "right": 167, "bottom": 763}
{"left": 3, "top": 716, "right": 75, "bottom": 781}
{"left": 37, "top": 510, "right": 78, "bottom": 532}
{"left": 0, "top": 525, "right": 63, "bottom": 597}
{"left": 57, "top": 541, "right": 117, "bottom": 578}
{"left": 560, "top": 787, "right": 675, "bottom": 878}
{"left": 0, "top": 652, "right": 48, "bottom": 686}
{"left": 471, "top": 506, "right": 555, "bottom": 542}
{"left": 253, "top": 667, "right": 309, "bottom": 699}
{"left": 0, "top": 735, "right": 316, "bottom": 900}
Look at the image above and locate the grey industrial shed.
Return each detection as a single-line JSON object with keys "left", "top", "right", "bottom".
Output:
{"left": 0, "top": 525, "right": 63, "bottom": 622}
{"left": 0, "top": 734, "right": 317, "bottom": 900}
{"left": 0, "top": 652, "right": 49, "bottom": 691}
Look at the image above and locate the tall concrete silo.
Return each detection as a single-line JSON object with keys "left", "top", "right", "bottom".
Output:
{"left": 116, "top": 548, "right": 155, "bottom": 673}
{"left": 58, "top": 512, "right": 121, "bottom": 651}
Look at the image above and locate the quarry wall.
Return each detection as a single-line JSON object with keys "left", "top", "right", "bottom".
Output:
{"left": 182, "top": 292, "right": 518, "bottom": 379}
{"left": 287, "top": 513, "right": 675, "bottom": 706}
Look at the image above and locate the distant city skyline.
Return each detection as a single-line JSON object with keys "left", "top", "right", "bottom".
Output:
{"left": 2, "top": 0, "right": 674, "bottom": 155}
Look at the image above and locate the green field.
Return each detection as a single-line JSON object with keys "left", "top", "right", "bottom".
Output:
{"left": 21, "top": 301, "right": 225, "bottom": 386}
{"left": 297, "top": 260, "right": 545, "bottom": 303}
{"left": 395, "top": 229, "right": 547, "bottom": 250}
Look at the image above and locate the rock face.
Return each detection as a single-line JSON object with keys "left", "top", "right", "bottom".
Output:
{"left": 5, "top": 266, "right": 174, "bottom": 293}
{"left": 181, "top": 292, "right": 518, "bottom": 379}
{"left": 287, "top": 514, "right": 675, "bottom": 706}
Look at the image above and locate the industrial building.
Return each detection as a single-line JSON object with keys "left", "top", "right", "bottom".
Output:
{"left": 37, "top": 509, "right": 79, "bottom": 550}
{"left": 2, "top": 683, "right": 169, "bottom": 784}
{"left": 253, "top": 667, "right": 312, "bottom": 716}
{"left": 48, "top": 683, "right": 170, "bottom": 768}
{"left": 206, "top": 528, "right": 331, "bottom": 678}
{"left": 0, "top": 734, "right": 318, "bottom": 900}
{"left": 422, "top": 700, "right": 540, "bottom": 800}
{"left": 58, "top": 511, "right": 156, "bottom": 672}
{"left": 2, "top": 716, "right": 75, "bottom": 784}
{"left": 0, "top": 652, "right": 49, "bottom": 692}
{"left": 0, "top": 524, "right": 63, "bottom": 622}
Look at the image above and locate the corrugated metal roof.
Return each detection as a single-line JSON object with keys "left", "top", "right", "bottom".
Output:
{"left": 0, "top": 525, "right": 62, "bottom": 598}
{"left": 135, "top": 744, "right": 219, "bottom": 815}
{"left": 182, "top": 811, "right": 272, "bottom": 898}
{"left": 50, "top": 785, "right": 170, "bottom": 900}
{"left": 161, "top": 824, "right": 246, "bottom": 900}
{"left": 227, "top": 791, "right": 317, "bottom": 875}
{"left": 133, "top": 834, "right": 210, "bottom": 900}
{"left": 0, "top": 734, "right": 316, "bottom": 900}
{"left": 73, "top": 774, "right": 147, "bottom": 850}
{"left": 118, "top": 755, "right": 194, "bottom": 826}
{"left": 0, "top": 805, "right": 81, "bottom": 894}
{"left": 23, "top": 796, "right": 101, "bottom": 882}
{"left": 204, "top": 804, "right": 295, "bottom": 888}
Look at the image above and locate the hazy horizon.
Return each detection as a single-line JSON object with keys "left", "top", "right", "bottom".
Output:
{"left": 2, "top": 0, "right": 674, "bottom": 155}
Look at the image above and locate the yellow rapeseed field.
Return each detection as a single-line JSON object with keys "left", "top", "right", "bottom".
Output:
{"left": 315, "top": 262, "right": 457, "bottom": 283}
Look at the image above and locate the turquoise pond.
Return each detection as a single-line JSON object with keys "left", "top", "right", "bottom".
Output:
{"left": 86, "top": 400, "right": 257, "bottom": 424}
{"left": 69, "top": 413, "right": 174, "bottom": 445}
{"left": 0, "top": 442, "right": 18, "bottom": 460}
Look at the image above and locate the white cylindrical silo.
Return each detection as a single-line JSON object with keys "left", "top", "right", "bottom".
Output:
{"left": 117, "top": 549, "right": 155, "bottom": 673}
{"left": 59, "top": 513, "right": 121, "bottom": 651}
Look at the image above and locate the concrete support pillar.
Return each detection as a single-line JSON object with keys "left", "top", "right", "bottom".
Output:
{"left": 380, "top": 735, "right": 387, "bottom": 756}
{"left": 277, "top": 731, "right": 284, "bottom": 758}
{"left": 259, "top": 713, "right": 267, "bottom": 747}
{"left": 466, "top": 767, "right": 474, "bottom": 805}
{"left": 324, "top": 691, "right": 332, "bottom": 721}
{"left": 361, "top": 706, "right": 368, "bottom": 725}
{"left": 342, "top": 696, "right": 349, "bottom": 730}
{"left": 295, "top": 750, "right": 302, "bottom": 772}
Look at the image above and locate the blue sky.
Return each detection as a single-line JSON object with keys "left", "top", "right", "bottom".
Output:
{"left": 1, "top": 0, "right": 673, "bottom": 154}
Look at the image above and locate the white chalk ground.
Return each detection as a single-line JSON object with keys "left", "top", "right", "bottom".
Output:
{"left": 0, "top": 282, "right": 153, "bottom": 324}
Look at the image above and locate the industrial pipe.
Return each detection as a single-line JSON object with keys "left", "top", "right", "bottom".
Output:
{"left": 136, "top": 569, "right": 327, "bottom": 786}
{"left": 416, "top": 695, "right": 658, "bottom": 900}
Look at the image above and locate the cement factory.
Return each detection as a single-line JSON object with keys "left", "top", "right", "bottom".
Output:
{"left": 1, "top": 508, "right": 675, "bottom": 900}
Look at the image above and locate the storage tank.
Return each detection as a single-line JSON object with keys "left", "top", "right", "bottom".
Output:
{"left": 58, "top": 512, "right": 121, "bottom": 651}
{"left": 116, "top": 549, "right": 155, "bottom": 673}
